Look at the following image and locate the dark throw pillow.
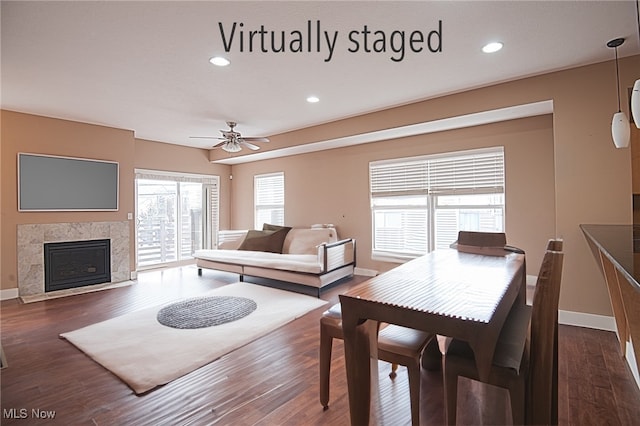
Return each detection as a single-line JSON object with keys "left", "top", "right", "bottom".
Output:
{"left": 237, "top": 226, "right": 291, "bottom": 253}
{"left": 263, "top": 224, "right": 292, "bottom": 252}
{"left": 262, "top": 223, "right": 291, "bottom": 233}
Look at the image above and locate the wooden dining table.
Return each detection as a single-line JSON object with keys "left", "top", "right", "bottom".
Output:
{"left": 339, "top": 248, "right": 526, "bottom": 425}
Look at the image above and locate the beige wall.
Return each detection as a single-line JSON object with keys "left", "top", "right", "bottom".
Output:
{"left": 1, "top": 111, "right": 135, "bottom": 291}
{"left": 134, "top": 138, "right": 232, "bottom": 231}
{"left": 229, "top": 54, "right": 639, "bottom": 317}
{"left": 0, "top": 111, "right": 230, "bottom": 290}
{"left": 2, "top": 54, "right": 638, "bottom": 318}
{"left": 231, "top": 115, "right": 555, "bottom": 278}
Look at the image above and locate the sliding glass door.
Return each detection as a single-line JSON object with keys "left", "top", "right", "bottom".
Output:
{"left": 135, "top": 171, "right": 219, "bottom": 269}
{"left": 137, "top": 179, "right": 179, "bottom": 266}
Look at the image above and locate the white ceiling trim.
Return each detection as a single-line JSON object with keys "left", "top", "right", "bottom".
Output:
{"left": 212, "top": 100, "right": 554, "bottom": 165}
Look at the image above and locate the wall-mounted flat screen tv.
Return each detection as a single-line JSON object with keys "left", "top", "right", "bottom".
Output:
{"left": 18, "top": 153, "right": 119, "bottom": 211}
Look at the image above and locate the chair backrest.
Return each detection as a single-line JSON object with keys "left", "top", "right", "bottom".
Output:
{"left": 456, "top": 231, "right": 507, "bottom": 247}
{"left": 451, "top": 231, "right": 510, "bottom": 256}
{"left": 527, "top": 248, "right": 564, "bottom": 425}
{"left": 546, "top": 239, "right": 563, "bottom": 252}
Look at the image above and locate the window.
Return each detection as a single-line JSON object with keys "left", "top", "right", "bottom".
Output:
{"left": 254, "top": 172, "right": 284, "bottom": 229}
{"left": 135, "top": 170, "right": 219, "bottom": 268}
{"left": 370, "top": 147, "right": 504, "bottom": 261}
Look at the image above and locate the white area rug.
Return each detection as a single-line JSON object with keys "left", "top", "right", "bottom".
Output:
{"left": 60, "top": 282, "right": 327, "bottom": 394}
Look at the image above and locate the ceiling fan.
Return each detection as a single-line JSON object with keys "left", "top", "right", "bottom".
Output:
{"left": 190, "top": 121, "right": 269, "bottom": 153}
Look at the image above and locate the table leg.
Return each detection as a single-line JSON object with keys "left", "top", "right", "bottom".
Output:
{"left": 341, "top": 304, "right": 372, "bottom": 425}
{"left": 469, "top": 344, "right": 494, "bottom": 382}
{"left": 471, "top": 266, "right": 525, "bottom": 381}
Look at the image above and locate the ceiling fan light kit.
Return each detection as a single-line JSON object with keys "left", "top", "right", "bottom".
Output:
{"left": 222, "top": 141, "right": 242, "bottom": 153}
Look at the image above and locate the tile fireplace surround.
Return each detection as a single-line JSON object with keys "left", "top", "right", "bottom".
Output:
{"left": 17, "top": 221, "right": 130, "bottom": 298}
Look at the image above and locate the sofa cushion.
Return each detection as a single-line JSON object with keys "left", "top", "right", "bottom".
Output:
{"left": 238, "top": 229, "right": 290, "bottom": 253}
{"left": 283, "top": 228, "right": 338, "bottom": 255}
{"left": 194, "top": 249, "right": 322, "bottom": 274}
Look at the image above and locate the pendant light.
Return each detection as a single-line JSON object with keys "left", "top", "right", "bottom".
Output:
{"left": 632, "top": 0, "right": 640, "bottom": 128}
{"left": 607, "top": 38, "right": 630, "bottom": 148}
{"left": 633, "top": 79, "right": 640, "bottom": 129}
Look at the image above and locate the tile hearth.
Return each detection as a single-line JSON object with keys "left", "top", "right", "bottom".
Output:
{"left": 17, "top": 221, "right": 130, "bottom": 298}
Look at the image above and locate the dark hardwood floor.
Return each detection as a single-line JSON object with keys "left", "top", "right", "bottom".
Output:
{"left": 1, "top": 265, "right": 639, "bottom": 425}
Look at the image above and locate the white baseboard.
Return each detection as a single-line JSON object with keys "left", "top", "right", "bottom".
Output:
{"left": 354, "top": 267, "right": 378, "bottom": 277}
{"left": 558, "top": 310, "right": 616, "bottom": 331}
{"left": 627, "top": 339, "right": 640, "bottom": 389}
{"left": 0, "top": 288, "right": 19, "bottom": 301}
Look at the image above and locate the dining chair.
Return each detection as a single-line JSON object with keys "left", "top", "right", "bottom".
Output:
{"left": 534, "top": 238, "right": 562, "bottom": 425}
{"left": 454, "top": 230, "right": 507, "bottom": 247}
{"left": 527, "top": 239, "right": 563, "bottom": 303}
{"left": 450, "top": 230, "right": 527, "bottom": 256}
{"left": 527, "top": 238, "right": 564, "bottom": 424}
{"left": 450, "top": 231, "right": 508, "bottom": 255}
{"left": 442, "top": 230, "right": 522, "bottom": 353}
{"left": 443, "top": 242, "right": 564, "bottom": 425}
{"left": 319, "top": 303, "right": 434, "bottom": 425}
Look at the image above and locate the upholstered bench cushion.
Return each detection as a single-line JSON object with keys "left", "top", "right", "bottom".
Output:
{"left": 378, "top": 325, "right": 433, "bottom": 357}
{"left": 193, "top": 249, "right": 322, "bottom": 274}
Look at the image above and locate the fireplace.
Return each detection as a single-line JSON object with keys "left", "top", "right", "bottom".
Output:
{"left": 44, "top": 239, "right": 111, "bottom": 292}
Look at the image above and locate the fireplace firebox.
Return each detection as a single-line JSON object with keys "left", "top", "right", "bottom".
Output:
{"left": 44, "top": 239, "right": 111, "bottom": 292}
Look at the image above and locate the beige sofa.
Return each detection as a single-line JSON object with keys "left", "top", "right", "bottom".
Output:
{"left": 193, "top": 227, "right": 356, "bottom": 296}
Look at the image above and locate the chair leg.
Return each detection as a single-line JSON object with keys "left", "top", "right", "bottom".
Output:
{"left": 443, "top": 358, "right": 459, "bottom": 425}
{"left": 421, "top": 337, "right": 442, "bottom": 371}
{"left": 509, "top": 378, "right": 526, "bottom": 426}
{"left": 552, "top": 326, "right": 559, "bottom": 425}
{"left": 389, "top": 363, "right": 398, "bottom": 379}
{"left": 407, "top": 361, "right": 422, "bottom": 426}
{"left": 319, "top": 323, "right": 334, "bottom": 410}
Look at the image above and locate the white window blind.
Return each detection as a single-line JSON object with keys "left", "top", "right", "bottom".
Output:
{"left": 370, "top": 147, "right": 505, "bottom": 261}
{"left": 255, "top": 172, "right": 284, "bottom": 228}
{"left": 203, "top": 183, "right": 219, "bottom": 249}
{"left": 371, "top": 147, "right": 504, "bottom": 196}
{"left": 135, "top": 169, "right": 218, "bottom": 185}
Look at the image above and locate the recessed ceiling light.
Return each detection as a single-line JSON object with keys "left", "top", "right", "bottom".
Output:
{"left": 482, "top": 42, "right": 503, "bottom": 53}
{"left": 209, "top": 56, "right": 230, "bottom": 67}
{"left": 306, "top": 96, "right": 320, "bottom": 103}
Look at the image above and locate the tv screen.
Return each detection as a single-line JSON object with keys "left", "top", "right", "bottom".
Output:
{"left": 18, "top": 153, "right": 119, "bottom": 211}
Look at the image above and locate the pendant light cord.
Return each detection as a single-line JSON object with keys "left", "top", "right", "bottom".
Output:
{"left": 637, "top": 0, "right": 640, "bottom": 47}
{"left": 615, "top": 46, "right": 622, "bottom": 113}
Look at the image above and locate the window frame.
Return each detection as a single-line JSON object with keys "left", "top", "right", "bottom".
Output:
{"left": 134, "top": 169, "right": 219, "bottom": 269}
{"left": 254, "top": 172, "right": 285, "bottom": 229}
{"left": 369, "top": 147, "right": 505, "bottom": 262}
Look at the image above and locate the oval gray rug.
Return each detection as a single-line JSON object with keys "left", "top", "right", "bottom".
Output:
{"left": 157, "top": 296, "right": 257, "bottom": 329}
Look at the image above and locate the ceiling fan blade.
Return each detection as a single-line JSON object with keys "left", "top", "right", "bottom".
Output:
{"left": 240, "top": 141, "right": 261, "bottom": 150}
{"left": 192, "top": 123, "right": 265, "bottom": 151}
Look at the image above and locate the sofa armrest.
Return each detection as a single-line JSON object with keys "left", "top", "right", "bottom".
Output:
{"left": 320, "top": 238, "right": 356, "bottom": 272}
